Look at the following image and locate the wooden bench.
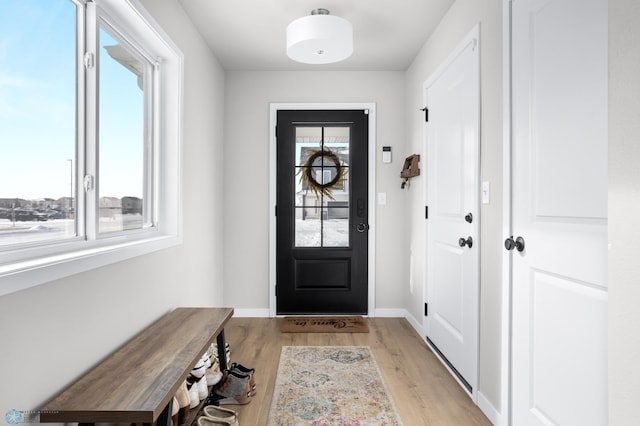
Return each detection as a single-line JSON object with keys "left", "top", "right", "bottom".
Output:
{"left": 40, "top": 307, "right": 234, "bottom": 426}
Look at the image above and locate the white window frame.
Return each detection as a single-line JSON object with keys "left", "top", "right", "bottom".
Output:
{"left": 0, "top": 0, "right": 183, "bottom": 296}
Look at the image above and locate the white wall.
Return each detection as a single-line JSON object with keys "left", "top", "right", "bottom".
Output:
{"left": 608, "top": 0, "right": 640, "bottom": 424}
{"left": 0, "top": 0, "right": 226, "bottom": 419}
{"left": 403, "top": 0, "right": 504, "bottom": 417}
{"left": 223, "top": 71, "right": 406, "bottom": 313}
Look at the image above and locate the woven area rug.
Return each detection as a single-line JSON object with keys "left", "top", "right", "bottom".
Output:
{"left": 281, "top": 316, "right": 369, "bottom": 333}
{"left": 268, "top": 346, "right": 403, "bottom": 425}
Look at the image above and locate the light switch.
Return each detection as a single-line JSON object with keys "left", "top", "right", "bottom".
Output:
{"left": 378, "top": 192, "right": 387, "bottom": 205}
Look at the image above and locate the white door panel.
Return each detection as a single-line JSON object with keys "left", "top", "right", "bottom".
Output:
{"left": 511, "top": 0, "right": 608, "bottom": 424}
{"left": 432, "top": 243, "right": 464, "bottom": 340}
{"left": 514, "top": 270, "right": 608, "bottom": 426}
{"left": 425, "top": 26, "right": 480, "bottom": 394}
{"left": 527, "top": 272, "right": 607, "bottom": 426}
{"left": 514, "top": 0, "right": 608, "bottom": 221}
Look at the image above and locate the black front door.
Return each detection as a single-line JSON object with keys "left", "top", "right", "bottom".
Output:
{"left": 276, "top": 109, "right": 369, "bottom": 314}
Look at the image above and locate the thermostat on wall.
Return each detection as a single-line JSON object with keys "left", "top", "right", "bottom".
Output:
{"left": 382, "top": 146, "right": 392, "bottom": 163}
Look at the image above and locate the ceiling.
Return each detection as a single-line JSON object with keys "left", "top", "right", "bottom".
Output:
{"left": 178, "top": 0, "right": 455, "bottom": 71}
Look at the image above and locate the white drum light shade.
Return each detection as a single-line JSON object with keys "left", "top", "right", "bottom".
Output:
{"left": 286, "top": 10, "right": 353, "bottom": 64}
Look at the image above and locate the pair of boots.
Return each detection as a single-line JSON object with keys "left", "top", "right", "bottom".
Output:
{"left": 206, "top": 363, "right": 256, "bottom": 406}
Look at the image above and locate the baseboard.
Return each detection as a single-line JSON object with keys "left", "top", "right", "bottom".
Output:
{"left": 404, "top": 309, "right": 471, "bottom": 398}
{"left": 232, "top": 308, "right": 270, "bottom": 318}
{"left": 477, "top": 391, "right": 502, "bottom": 426}
{"left": 373, "top": 308, "right": 406, "bottom": 318}
{"left": 402, "top": 309, "right": 500, "bottom": 426}
{"left": 233, "top": 308, "right": 410, "bottom": 319}
{"left": 374, "top": 308, "right": 424, "bottom": 335}
{"left": 403, "top": 311, "right": 424, "bottom": 336}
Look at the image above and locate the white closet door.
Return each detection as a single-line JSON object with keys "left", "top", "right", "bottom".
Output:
{"left": 510, "top": 0, "right": 608, "bottom": 424}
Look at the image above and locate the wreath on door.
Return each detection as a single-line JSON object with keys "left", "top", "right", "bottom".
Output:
{"left": 299, "top": 148, "right": 347, "bottom": 200}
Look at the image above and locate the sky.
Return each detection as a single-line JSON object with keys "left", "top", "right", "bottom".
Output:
{"left": 0, "top": 0, "right": 143, "bottom": 201}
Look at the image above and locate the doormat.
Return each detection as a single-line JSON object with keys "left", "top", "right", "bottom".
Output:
{"left": 268, "top": 346, "right": 403, "bottom": 425}
{"left": 281, "top": 316, "right": 369, "bottom": 333}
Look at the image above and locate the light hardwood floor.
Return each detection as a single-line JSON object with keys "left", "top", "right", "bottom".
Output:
{"left": 219, "top": 317, "right": 491, "bottom": 425}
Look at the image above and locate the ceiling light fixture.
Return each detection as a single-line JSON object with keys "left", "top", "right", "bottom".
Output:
{"left": 286, "top": 8, "right": 353, "bottom": 64}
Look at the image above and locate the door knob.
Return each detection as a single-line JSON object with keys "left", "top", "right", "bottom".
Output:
{"left": 458, "top": 236, "right": 473, "bottom": 248}
{"left": 465, "top": 213, "right": 473, "bottom": 223}
{"left": 356, "top": 223, "right": 369, "bottom": 233}
{"left": 504, "top": 236, "right": 525, "bottom": 252}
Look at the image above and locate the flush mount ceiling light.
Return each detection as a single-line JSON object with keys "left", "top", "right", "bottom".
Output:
{"left": 286, "top": 8, "right": 353, "bottom": 64}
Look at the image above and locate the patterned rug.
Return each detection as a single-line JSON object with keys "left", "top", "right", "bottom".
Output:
{"left": 268, "top": 346, "right": 403, "bottom": 425}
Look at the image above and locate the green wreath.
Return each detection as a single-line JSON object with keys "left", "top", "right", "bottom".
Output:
{"left": 299, "top": 149, "right": 347, "bottom": 200}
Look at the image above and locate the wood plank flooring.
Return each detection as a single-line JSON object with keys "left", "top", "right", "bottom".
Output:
{"left": 219, "top": 317, "right": 491, "bottom": 425}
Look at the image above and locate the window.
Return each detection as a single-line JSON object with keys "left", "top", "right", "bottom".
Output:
{"left": 0, "top": 0, "right": 77, "bottom": 245}
{"left": 98, "top": 23, "right": 149, "bottom": 234}
{"left": 0, "top": 0, "right": 183, "bottom": 295}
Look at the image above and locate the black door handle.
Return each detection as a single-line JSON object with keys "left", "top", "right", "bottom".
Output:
{"left": 356, "top": 223, "right": 369, "bottom": 233}
{"left": 458, "top": 236, "right": 473, "bottom": 248}
{"left": 504, "top": 236, "right": 525, "bottom": 252}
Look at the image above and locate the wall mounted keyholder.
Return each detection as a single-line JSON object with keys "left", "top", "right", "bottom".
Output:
{"left": 400, "top": 154, "right": 420, "bottom": 189}
{"left": 400, "top": 154, "right": 420, "bottom": 178}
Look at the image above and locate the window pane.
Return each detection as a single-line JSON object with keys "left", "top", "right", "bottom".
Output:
{"left": 296, "top": 127, "right": 322, "bottom": 166}
{"left": 98, "top": 26, "right": 147, "bottom": 234}
{"left": 0, "top": 0, "right": 77, "bottom": 247}
{"left": 295, "top": 213, "right": 321, "bottom": 247}
{"left": 324, "top": 213, "right": 349, "bottom": 247}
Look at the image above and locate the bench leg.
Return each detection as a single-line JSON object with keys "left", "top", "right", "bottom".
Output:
{"left": 216, "top": 329, "right": 228, "bottom": 371}
{"left": 156, "top": 397, "right": 173, "bottom": 426}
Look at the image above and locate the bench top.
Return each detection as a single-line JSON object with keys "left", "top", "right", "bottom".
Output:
{"left": 40, "top": 307, "right": 233, "bottom": 423}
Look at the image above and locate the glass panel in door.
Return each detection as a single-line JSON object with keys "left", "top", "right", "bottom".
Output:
{"left": 294, "top": 126, "right": 350, "bottom": 247}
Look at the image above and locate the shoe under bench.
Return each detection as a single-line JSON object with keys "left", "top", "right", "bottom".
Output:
{"left": 40, "top": 307, "right": 234, "bottom": 426}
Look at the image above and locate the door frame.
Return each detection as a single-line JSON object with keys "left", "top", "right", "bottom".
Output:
{"left": 268, "top": 103, "right": 377, "bottom": 317}
{"left": 422, "top": 23, "right": 481, "bottom": 401}
{"left": 501, "top": 1, "right": 513, "bottom": 423}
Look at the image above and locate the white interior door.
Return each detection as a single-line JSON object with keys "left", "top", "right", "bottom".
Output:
{"left": 424, "top": 26, "right": 479, "bottom": 395}
{"left": 510, "top": 0, "right": 608, "bottom": 424}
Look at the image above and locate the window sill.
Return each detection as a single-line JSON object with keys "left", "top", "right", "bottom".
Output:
{"left": 0, "top": 234, "right": 182, "bottom": 296}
